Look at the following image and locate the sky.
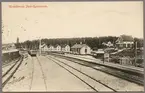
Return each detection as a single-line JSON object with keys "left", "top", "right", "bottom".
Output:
{"left": 2, "top": 1, "right": 143, "bottom": 44}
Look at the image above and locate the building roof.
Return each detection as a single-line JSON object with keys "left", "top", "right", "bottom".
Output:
{"left": 117, "top": 35, "right": 134, "bottom": 42}
{"left": 54, "top": 44, "right": 61, "bottom": 48}
{"left": 2, "top": 43, "right": 15, "bottom": 47}
{"left": 106, "top": 41, "right": 113, "bottom": 47}
{"left": 48, "top": 44, "right": 54, "bottom": 48}
{"left": 102, "top": 41, "right": 113, "bottom": 47}
{"left": 121, "top": 35, "right": 134, "bottom": 41}
{"left": 91, "top": 50, "right": 104, "bottom": 54}
{"left": 2, "top": 49, "right": 19, "bottom": 54}
{"left": 2, "top": 43, "right": 16, "bottom": 51}
{"left": 61, "top": 44, "right": 69, "bottom": 48}
{"left": 71, "top": 44, "right": 89, "bottom": 49}
{"left": 41, "top": 43, "right": 47, "bottom": 48}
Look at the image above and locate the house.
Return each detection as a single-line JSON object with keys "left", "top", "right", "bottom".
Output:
{"left": 41, "top": 44, "right": 48, "bottom": 51}
{"left": 102, "top": 41, "right": 114, "bottom": 47}
{"left": 106, "top": 41, "right": 114, "bottom": 47}
{"left": 48, "top": 45, "right": 54, "bottom": 51}
{"left": 61, "top": 44, "right": 70, "bottom": 53}
{"left": 54, "top": 44, "right": 61, "bottom": 51}
{"left": 116, "top": 35, "right": 134, "bottom": 49}
{"left": 71, "top": 43, "right": 91, "bottom": 55}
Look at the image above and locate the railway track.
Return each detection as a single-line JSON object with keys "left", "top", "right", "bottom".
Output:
{"left": 2, "top": 57, "right": 21, "bottom": 78}
{"left": 46, "top": 55, "right": 117, "bottom": 92}
{"left": 36, "top": 56, "right": 47, "bottom": 90}
{"left": 2, "top": 55, "right": 24, "bottom": 88}
{"left": 29, "top": 57, "right": 35, "bottom": 90}
{"left": 2, "top": 58, "right": 20, "bottom": 68}
{"left": 51, "top": 54, "right": 144, "bottom": 86}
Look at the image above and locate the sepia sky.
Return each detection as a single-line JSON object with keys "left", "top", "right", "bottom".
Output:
{"left": 2, "top": 1, "right": 143, "bottom": 44}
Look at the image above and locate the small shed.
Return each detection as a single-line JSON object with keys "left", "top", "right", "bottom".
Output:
{"left": 91, "top": 49, "right": 104, "bottom": 58}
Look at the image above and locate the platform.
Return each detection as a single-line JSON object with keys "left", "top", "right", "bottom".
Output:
{"left": 53, "top": 53, "right": 144, "bottom": 75}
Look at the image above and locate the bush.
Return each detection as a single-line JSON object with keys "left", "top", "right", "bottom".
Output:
{"left": 136, "top": 59, "right": 144, "bottom": 64}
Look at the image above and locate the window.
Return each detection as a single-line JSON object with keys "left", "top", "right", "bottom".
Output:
{"left": 123, "top": 44, "right": 126, "bottom": 48}
{"left": 130, "top": 44, "right": 132, "bottom": 48}
{"left": 127, "top": 44, "right": 130, "bottom": 48}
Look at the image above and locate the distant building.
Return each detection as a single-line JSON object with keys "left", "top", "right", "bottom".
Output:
{"left": 102, "top": 41, "right": 114, "bottom": 47}
{"left": 91, "top": 49, "right": 104, "bottom": 57}
{"left": 54, "top": 44, "right": 61, "bottom": 51}
{"left": 2, "top": 43, "right": 16, "bottom": 51}
{"left": 116, "top": 35, "right": 134, "bottom": 49}
{"left": 106, "top": 41, "right": 114, "bottom": 47}
{"left": 61, "top": 44, "right": 70, "bottom": 52}
{"left": 41, "top": 44, "right": 48, "bottom": 51}
{"left": 48, "top": 45, "right": 54, "bottom": 51}
{"left": 71, "top": 43, "right": 91, "bottom": 54}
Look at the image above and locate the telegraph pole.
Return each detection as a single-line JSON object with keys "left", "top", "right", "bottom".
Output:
{"left": 39, "top": 37, "right": 41, "bottom": 55}
{"left": 135, "top": 41, "right": 137, "bottom": 66}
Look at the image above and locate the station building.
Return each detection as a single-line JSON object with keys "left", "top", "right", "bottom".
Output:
{"left": 71, "top": 43, "right": 91, "bottom": 55}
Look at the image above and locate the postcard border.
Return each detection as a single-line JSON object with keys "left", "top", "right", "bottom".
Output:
{"left": 0, "top": 0, "right": 144, "bottom": 93}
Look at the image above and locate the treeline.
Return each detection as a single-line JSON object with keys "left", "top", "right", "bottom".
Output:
{"left": 15, "top": 36, "right": 143, "bottom": 50}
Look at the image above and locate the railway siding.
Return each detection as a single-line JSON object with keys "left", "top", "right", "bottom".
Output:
{"left": 2, "top": 55, "right": 24, "bottom": 88}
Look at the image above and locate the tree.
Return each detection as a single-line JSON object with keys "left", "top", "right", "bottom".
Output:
{"left": 19, "top": 36, "right": 122, "bottom": 51}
